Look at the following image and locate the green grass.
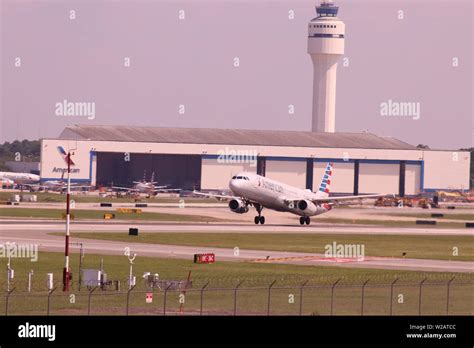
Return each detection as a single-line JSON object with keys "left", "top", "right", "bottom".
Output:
{"left": 1, "top": 251, "right": 472, "bottom": 315}
{"left": 0, "top": 191, "right": 217, "bottom": 204}
{"left": 0, "top": 207, "right": 226, "bottom": 222}
{"left": 56, "top": 232, "right": 474, "bottom": 261}
{"left": 387, "top": 213, "right": 474, "bottom": 221}
{"left": 315, "top": 217, "right": 467, "bottom": 229}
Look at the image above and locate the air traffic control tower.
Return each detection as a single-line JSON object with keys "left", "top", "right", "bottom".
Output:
{"left": 308, "top": 0, "right": 345, "bottom": 133}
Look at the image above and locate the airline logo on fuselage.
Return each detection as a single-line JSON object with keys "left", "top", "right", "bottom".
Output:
{"left": 258, "top": 178, "right": 283, "bottom": 193}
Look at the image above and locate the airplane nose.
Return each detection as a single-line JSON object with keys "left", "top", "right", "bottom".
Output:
{"left": 229, "top": 179, "right": 241, "bottom": 192}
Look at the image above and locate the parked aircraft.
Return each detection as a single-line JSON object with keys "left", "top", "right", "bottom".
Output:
{"left": 112, "top": 171, "right": 180, "bottom": 195}
{"left": 0, "top": 171, "right": 40, "bottom": 185}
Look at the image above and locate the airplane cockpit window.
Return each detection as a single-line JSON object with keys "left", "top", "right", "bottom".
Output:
{"left": 232, "top": 176, "right": 237, "bottom": 179}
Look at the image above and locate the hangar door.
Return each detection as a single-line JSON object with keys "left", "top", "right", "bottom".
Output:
{"left": 359, "top": 163, "right": 399, "bottom": 194}
{"left": 266, "top": 159, "right": 306, "bottom": 188}
{"left": 405, "top": 164, "right": 421, "bottom": 195}
{"left": 96, "top": 152, "right": 201, "bottom": 190}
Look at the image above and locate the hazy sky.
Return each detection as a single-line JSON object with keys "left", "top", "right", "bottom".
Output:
{"left": 1, "top": 0, "right": 472, "bottom": 149}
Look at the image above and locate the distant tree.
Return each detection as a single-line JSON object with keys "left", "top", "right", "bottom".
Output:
{"left": 416, "top": 144, "right": 430, "bottom": 149}
{"left": 0, "top": 139, "right": 40, "bottom": 170}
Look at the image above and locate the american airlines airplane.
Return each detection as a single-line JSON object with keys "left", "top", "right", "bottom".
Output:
{"left": 0, "top": 171, "right": 40, "bottom": 185}
{"left": 194, "top": 163, "right": 388, "bottom": 225}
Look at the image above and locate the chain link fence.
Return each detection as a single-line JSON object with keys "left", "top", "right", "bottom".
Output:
{"left": 2, "top": 277, "right": 473, "bottom": 316}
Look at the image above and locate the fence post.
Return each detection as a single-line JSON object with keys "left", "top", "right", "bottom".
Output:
{"left": 446, "top": 276, "right": 455, "bottom": 315}
{"left": 200, "top": 282, "right": 210, "bottom": 316}
{"left": 126, "top": 285, "right": 136, "bottom": 316}
{"left": 233, "top": 280, "right": 245, "bottom": 316}
{"left": 47, "top": 287, "right": 57, "bottom": 316}
{"left": 299, "top": 280, "right": 309, "bottom": 316}
{"left": 163, "top": 283, "right": 173, "bottom": 316}
{"left": 330, "top": 278, "right": 341, "bottom": 316}
{"left": 389, "top": 278, "right": 399, "bottom": 316}
{"left": 361, "top": 279, "right": 370, "bottom": 316}
{"left": 267, "top": 280, "right": 277, "bottom": 316}
{"left": 87, "top": 286, "right": 98, "bottom": 316}
{"left": 5, "top": 288, "right": 15, "bottom": 316}
{"left": 418, "top": 277, "right": 428, "bottom": 315}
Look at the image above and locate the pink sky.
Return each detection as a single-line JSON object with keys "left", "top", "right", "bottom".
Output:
{"left": 1, "top": 0, "right": 472, "bottom": 149}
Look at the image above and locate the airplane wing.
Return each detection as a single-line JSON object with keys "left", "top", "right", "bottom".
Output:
{"left": 310, "top": 193, "right": 393, "bottom": 203}
{"left": 152, "top": 188, "right": 181, "bottom": 193}
{"left": 192, "top": 190, "right": 237, "bottom": 200}
{"left": 111, "top": 186, "right": 139, "bottom": 192}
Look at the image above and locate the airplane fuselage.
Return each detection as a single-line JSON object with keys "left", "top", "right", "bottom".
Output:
{"left": 229, "top": 173, "right": 331, "bottom": 217}
{"left": 0, "top": 172, "right": 40, "bottom": 185}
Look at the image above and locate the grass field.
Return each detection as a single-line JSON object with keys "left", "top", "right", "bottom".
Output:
{"left": 387, "top": 212, "right": 474, "bottom": 221}
{"left": 0, "top": 191, "right": 216, "bottom": 204}
{"left": 0, "top": 206, "right": 469, "bottom": 228}
{"left": 0, "top": 207, "right": 226, "bottom": 222}
{"left": 1, "top": 251, "right": 472, "bottom": 315}
{"left": 315, "top": 217, "right": 467, "bottom": 229}
{"left": 55, "top": 232, "right": 474, "bottom": 261}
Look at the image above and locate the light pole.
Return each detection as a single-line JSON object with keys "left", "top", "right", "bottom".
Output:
{"left": 6, "top": 242, "right": 15, "bottom": 292}
{"left": 71, "top": 242, "right": 84, "bottom": 291}
{"left": 63, "top": 151, "right": 73, "bottom": 291}
{"left": 28, "top": 270, "right": 34, "bottom": 293}
{"left": 127, "top": 252, "right": 137, "bottom": 290}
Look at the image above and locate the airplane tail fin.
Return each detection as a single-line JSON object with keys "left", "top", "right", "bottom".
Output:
{"left": 56, "top": 146, "right": 75, "bottom": 166}
{"left": 315, "top": 162, "right": 333, "bottom": 198}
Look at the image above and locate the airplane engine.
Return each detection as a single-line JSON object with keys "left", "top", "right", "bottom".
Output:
{"left": 297, "top": 200, "right": 318, "bottom": 215}
{"left": 228, "top": 199, "right": 249, "bottom": 214}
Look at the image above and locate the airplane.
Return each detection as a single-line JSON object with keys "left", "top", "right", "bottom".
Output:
{"left": 0, "top": 171, "right": 40, "bottom": 185}
{"left": 194, "top": 163, "right": 390, "bottom": 225}
{"left": 21, "top": 179, "right": 92, "bottom": 193}
{"left": 111, "top": 171, "right": 180, "bottom": 195}
{"left": 0, "top": 177, "right": 15, "bottom": 188}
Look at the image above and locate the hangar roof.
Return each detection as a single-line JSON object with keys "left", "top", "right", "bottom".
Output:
{"left": 58, "top": 125, "right": 416, "bottom": 150}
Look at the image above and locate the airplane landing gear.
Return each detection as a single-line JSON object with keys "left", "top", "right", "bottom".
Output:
{"left": 254, "top": 204, "right": 265, "bottom": 225}
{"left": 299, "top": 216, "right": 310, "bottom": 225}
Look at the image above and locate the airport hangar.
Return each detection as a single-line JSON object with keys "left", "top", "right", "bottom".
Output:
{"left": 39, "top": 125, "right": 471, "bottom": 195}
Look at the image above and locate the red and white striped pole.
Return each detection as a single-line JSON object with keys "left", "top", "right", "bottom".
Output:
{"left": 63, "top": 151, "right": 72, "bottom": 291}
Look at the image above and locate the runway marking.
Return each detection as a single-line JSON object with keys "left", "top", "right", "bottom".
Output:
{"left": 250, "top": 256, "right": 376, "bottom": 263}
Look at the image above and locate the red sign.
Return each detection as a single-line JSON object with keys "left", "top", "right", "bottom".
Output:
{"left": 194, "top": 253, "right": 215, "bottom": 264}
{"left": 146, "top": 292, "right": 153, "bottom": 303}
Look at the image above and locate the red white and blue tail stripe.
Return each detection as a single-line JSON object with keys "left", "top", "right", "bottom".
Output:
{"left": 315, "top": 162, "right": 333, "bottom": 198}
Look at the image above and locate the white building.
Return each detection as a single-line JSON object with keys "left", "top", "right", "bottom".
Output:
{"left": 308, "top": 0, "right": 345, "bottom": 133}
{"left": 40, "top": 125, "right": 471, "bottom": 195}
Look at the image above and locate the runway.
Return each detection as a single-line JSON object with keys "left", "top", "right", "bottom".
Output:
{"left": 0, "top": 218, "right": 472, "bottom": 235}
{"left": 1, "top": 219, "right": 473, "bottom": 273}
